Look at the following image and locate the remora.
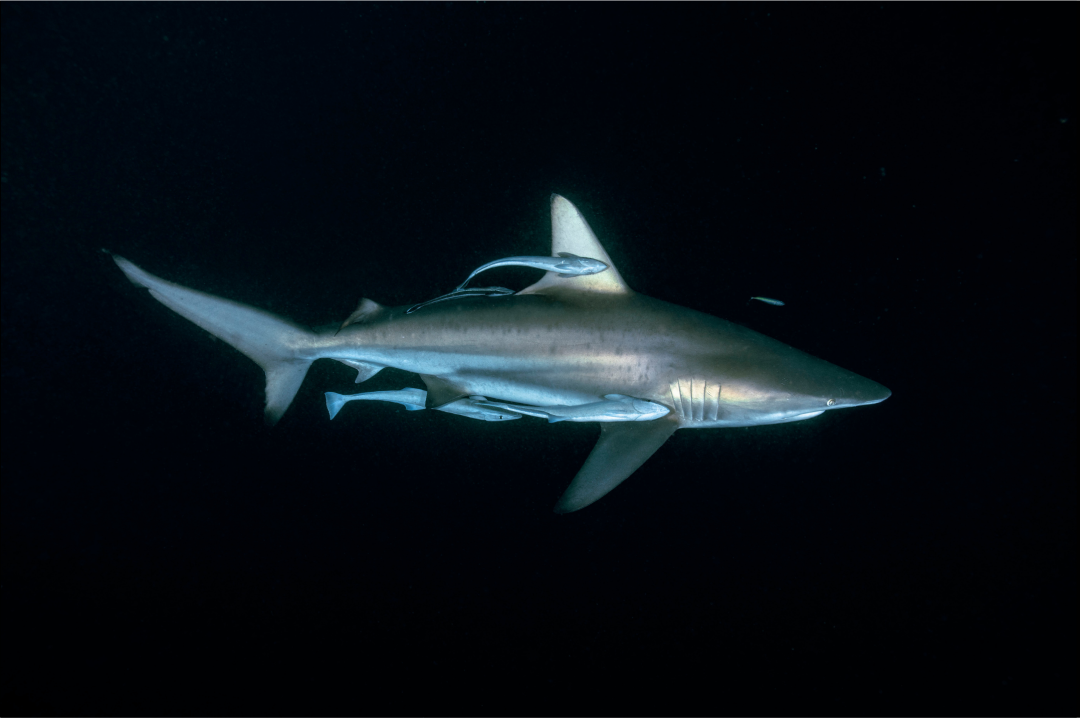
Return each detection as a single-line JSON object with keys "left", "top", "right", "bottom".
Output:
{"left": 110, "top": 194, "right": 891, "bottom": 513}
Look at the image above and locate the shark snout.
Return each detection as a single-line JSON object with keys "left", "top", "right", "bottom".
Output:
{"left": 844, "top": 379, "right": 891, "bottom": 407}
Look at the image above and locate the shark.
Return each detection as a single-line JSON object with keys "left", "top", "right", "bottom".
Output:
{"left": 109, "top": 194, "right": 890, "bottom": 513}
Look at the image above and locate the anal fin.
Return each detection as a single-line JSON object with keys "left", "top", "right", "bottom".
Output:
{"left": 336, "top": 359, "right": 385, "bottom": 384}
{"left": 554, "top": 416, "right": 679, "bottom": 514}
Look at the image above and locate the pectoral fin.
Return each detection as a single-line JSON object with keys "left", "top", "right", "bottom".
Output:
{"left": 554, "top": 416, "right": 678, "bottom": 514}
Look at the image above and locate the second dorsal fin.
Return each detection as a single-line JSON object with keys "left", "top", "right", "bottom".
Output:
{"left": 337, "top": 297, "right": 387, "bottom": 334}
{"left": 518, "top": 194, "right": 632, "bottom": 297}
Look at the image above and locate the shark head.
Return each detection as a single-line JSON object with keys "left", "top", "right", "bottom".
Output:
{"left": 706, "top": 336, "right": 892, "bottom": 426}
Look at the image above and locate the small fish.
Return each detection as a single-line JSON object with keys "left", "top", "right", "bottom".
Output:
{"left": 325, "top": 388, "right": 428, "bottom": 419}
{"left": 406, "top": 286, "right": 515, "bottom": 315}
{"left": 749, "top": 296, "right": 785, "bottom": 306}
{"left": 471, "top": 394, "right": 670, "bottom": 423}
{"left": 438, "top": 396, "right": 523, "bottom": 422}
{"left": 457, "top": 252, "right": 608, "bottom": 290}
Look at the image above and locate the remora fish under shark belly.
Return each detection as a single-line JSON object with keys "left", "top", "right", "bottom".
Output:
{"left": 109, "top": 193, "right": 890, "bottom": 513}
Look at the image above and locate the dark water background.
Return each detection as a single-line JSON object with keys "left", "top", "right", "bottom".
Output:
{"left": 2, "top": 3, "right": 1074, "bottom": 715}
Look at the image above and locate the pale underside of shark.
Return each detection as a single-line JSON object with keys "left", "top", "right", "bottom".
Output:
{"left": 110, "top": 194, "right": 890, "bottom": 513}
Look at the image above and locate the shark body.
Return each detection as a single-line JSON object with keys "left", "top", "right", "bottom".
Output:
{"left": 111, "top": 194, "right": 890, "bottom": 513}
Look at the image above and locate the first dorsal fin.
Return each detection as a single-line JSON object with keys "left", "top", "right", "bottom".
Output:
{"left": 518, "top": 194, "right": 632, "bottom": 297}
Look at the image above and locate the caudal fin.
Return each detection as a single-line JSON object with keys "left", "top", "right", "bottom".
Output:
{"left": 325, "top": 392, "right": 348, "bottom": 420}
{"left": 111, "top": 254, "right": 316, "bottom": 424}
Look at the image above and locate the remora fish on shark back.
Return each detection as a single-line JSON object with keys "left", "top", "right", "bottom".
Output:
{"left": 109, "top": 194, "right": 890, "bottom": 513}
{"left": 403, "top": 286, "right": 515, "bottom": 316}
{"left": 396, "top": 252, "right": 609, "bottom": 317}
{"left": 455, "top": 253, "right": 608, "bottom": 290}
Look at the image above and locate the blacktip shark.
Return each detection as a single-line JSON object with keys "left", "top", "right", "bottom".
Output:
{"left": 109, "top": 194, "right": 890, "bottom": 513}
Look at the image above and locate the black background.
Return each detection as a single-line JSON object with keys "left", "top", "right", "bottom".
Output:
{"left": 2, "top": 3, "right": 1075, "bottom": 716}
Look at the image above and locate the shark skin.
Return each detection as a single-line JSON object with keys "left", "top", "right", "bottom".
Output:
{"left": 110, "top": 194, "right": 890, "bottom": 513}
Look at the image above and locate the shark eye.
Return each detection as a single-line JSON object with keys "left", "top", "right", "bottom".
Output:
{"left": 826, "top": 399, "right": 836, "bottom": 406}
